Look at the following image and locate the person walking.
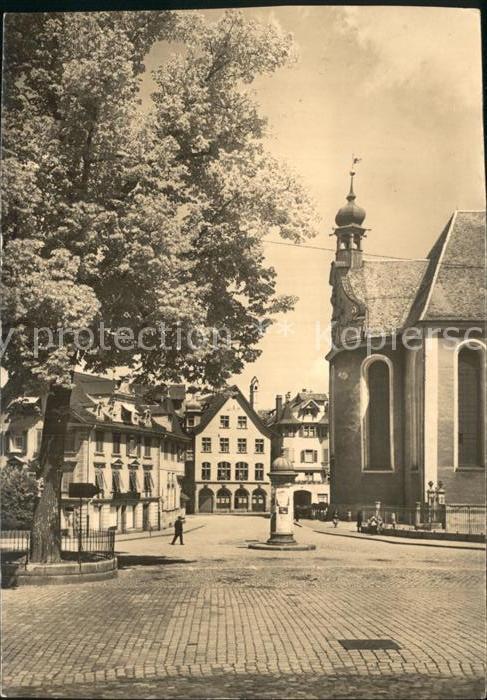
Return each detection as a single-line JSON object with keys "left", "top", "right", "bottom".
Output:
{"left": 171, "top": 516, "right": 184, "bottom": 545}
{"left": 357, "top": 509, "right": 363, "bottom": 533}
{"left": 332, "top": 509, "right": 339, "bottom": 527}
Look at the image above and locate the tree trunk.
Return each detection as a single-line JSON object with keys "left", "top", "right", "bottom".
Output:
{"left": 30, "top": 384, "right": 72, "bottom": 563}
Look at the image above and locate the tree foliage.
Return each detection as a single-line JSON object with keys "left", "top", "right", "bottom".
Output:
{"left": 2, "top": 10, "right": 317, "bottom": 394}
{"left": 0, "top": 461, "right": 38, "bottom": 530}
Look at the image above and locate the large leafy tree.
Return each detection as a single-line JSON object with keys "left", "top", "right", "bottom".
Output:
{"left": 1, "top": 10, "right": 317, "bottom": 562}
{"left": 0, "top": 461, "right": 39, "bottom": 531}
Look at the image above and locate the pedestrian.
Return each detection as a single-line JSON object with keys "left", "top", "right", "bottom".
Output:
{"left": 294, "top": 506, "right": 300, "bottom": 523}
{"left": 332, "top": 509, "right": 339, "bottom": 527}
{"left": 357, "top": 509, "right": 363, "bottom": 533}
{"left": 171, "top": 516, "right": 184, "bottom": 545}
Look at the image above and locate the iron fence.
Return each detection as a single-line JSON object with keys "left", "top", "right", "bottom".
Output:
{"left": 328, "top": 503, "right": 485, "bottom": 536}
{"left": 0, "top": 529, "right": 116, "bottom": 562}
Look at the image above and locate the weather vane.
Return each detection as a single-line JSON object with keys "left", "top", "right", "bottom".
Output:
{"left": 351, "top": 154, "right": 362, "bottom": 176}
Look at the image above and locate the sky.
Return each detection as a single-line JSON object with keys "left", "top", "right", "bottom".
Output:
{"left": 143, "top": 6, "right": 485, "bottom": 409}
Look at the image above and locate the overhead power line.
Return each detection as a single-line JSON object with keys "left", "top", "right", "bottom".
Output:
{"left": 263, "top": 238, "right": 419, "bottom": 261}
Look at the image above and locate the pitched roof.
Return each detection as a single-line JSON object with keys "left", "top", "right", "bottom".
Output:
{"left": 345, "top": 210, "right": 486, "bottom": 334}
{"left": 193, "top": 386, "right": 275, "bottom": 438}
{"left": 347, "top": 259, "right": 428, "bottom": 334}
{"left": 274, "top": 401, "right": 301, "bottom": 426}
{"left": 413, "top": 210, "right": 486, "bottom": 322}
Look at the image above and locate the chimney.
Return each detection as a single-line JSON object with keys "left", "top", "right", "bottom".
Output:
{"left": 275, "top": 395, "right": 283, "bottom": 418}
{"left": 249, "top": 377, "right": 259, "bottom": 409}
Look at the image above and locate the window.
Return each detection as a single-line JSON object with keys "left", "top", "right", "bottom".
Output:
{"left": 187, "top": 416, "right": 195, "bottom": 428}
{"left": 95, "top": 470, "right": 106, "bottom": 497}
{"left": 61, "top": 470, "right": 74, "bottom": 493}
{"left": 35, "top": 429, "right": 43, "bottom": 456}
{"left": 458, "top": 347, "right": 483, "bottom": 467}
{"left": 95, "top": 430, "right": 104, "bottom": 453}
{"left": 216, "top": 488, "right": 231, "bottom": 509}
{"left": 255, "top": 439, "right": 264, "bottom": 454}
{"left": 126, "top": 435, "right": 137, "bottom": 456}
{"left": 301, "top": 450, "right": 318, "bottom": 463}
{"left": 237, "top": 438, "right": 247, "bottom": 454}
{"left": 64, "top": 430, "right": 76, "bottom": 454}
{"left": 129, "top": 470, "right": 139, "bottom": 493}
{"left": 14, "top": 431, "right": 28, "bottom": 454}
{"left": 220, "top": 415, "right": 229, "bottom": 428}
{"left": 255, "top": 463, "right": 264, "bottom": 481}
{"left": 112, "top": 432, "right": 121, "bottom": 455}
{"left": 112, "top": 471, "right": 122, "bottom": 494}
{"left": 201, "top": 462, "right": 211, "bottom": 480}
{"left": 136, "top": 436, "right": 141, "bottom": 457}
{"left": 235, "top": 462, "right": 248, "bottom": 481}
{"left": 143, "top": 472, "right": 154, "bottom": 496}
{"left": 217, "top": 461, "right": 231, "bottom": 480}
{"left": 364, "top": 359, "right": 392, "bottom": 470}
{"left": 202, "top": 437, "right": 212, "bottom": 453}
{"left": 318, "top": 493, "right": 328, "bottom": 504}
{"left": 238, "top": 416, "right": 247, "bottom": 429}
{"left": 143, "top": 436, "right": 151, "bottom": 458}
{"left": 219, "top": 437, "right": 229, "bottom": 453}
{"left": 301, "top": 425, "right": 317, "bottom": 438}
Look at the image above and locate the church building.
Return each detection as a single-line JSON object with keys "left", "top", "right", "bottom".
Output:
{"left": 327, "top": 169, "right": 485, "bottom": 509}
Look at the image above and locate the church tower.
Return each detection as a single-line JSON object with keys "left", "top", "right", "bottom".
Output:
{"left": 333, "top": 164, "right": 367, "bottom": 270}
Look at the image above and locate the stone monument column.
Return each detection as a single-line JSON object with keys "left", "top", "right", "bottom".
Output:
{"left": 248, "top": 454, "right": 315, "bottom": 551}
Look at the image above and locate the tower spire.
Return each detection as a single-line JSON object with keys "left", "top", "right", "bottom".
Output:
{"left": 332, "top": 157, "right": 367, "bottom": 269}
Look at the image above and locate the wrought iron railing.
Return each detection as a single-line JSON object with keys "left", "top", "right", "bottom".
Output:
{"left": 0, "top": 529, "right": 116, "bottom": 563}
{"left": 328, "top": 503, "right": 485, "bottom": 536}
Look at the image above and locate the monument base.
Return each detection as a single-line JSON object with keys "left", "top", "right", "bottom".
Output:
{"left": 248, "top": 541, "right": 316, "bottom": 551}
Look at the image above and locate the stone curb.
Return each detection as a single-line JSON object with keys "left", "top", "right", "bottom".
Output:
{"left": 4, "top": 557, "right": 118, "bottom": 587}
{"left": 309, "top": 527, "right": 485, "bottom": 551}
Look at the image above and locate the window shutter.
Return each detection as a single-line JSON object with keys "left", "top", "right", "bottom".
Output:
{"left": 300, "top": 450, "right": 304, "bottom": 463}
{"left": 323, "top": 448, "right": 329, "bottom": 465}
{"left": 22, "top": 430, "right": 28, "bottom": 455}
{"left": 313, "top": 450, "right": 318, "bottom": 463}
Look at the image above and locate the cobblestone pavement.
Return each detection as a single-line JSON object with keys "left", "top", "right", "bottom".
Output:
{"left": 3, "top": 516, "right": 485, "bottom": 699}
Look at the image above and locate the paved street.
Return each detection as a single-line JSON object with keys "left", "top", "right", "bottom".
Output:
{"left": 3, "top": 515, "right": 485, "bottom": 698}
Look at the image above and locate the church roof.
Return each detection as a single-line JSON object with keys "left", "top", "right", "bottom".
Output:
{"left": 409, "top": 210, "right": 486, "bottom": 323}
{"left": 345, "top": 210, "right": 485, "bottom": 334}
{"left": 347, "top": 259, "right": 428, "bottom": 334}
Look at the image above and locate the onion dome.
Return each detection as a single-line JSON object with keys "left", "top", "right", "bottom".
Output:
{"left": 271, "top": 455, "right": 293, "bottom": 472}
{"left": 335, "top": 170, "right": 366, "bottom": 227}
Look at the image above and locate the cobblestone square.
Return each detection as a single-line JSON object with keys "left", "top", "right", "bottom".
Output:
{"left": 3, "top": 516, "right": 485, "bottom": 698}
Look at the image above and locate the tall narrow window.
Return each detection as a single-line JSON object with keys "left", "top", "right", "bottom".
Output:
{"left": 201, "top": 462, "right": 211, "bottom": 480}
{"left": 366, "top": 360, "right": 392, "bottom": 470}
{"left": 129, "top": 470, "right": 139, "bottom": 493}
{"left": 143, "top": 436, "right": 151, "bottom": 458}
{"left": 458, "top": 347, "right": 482, "bottom": 467}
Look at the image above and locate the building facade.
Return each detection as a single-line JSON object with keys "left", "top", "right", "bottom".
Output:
{"left": 0, "top": 372, "right": 190, "bottom": 532}
{"left": 266, "top": 391, "right": 330, "bottom": 507}
{"left": 185, "top": 385, "right": 273, "bottom": 513}
{"left": 327, "top": 170, "right": 486, "bottom": 509}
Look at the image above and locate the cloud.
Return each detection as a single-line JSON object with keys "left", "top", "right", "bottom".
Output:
{"left": 339, "top": 7, "right": 482, "bottom": 109}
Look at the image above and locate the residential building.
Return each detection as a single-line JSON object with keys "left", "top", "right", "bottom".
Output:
{"left": 266, "top": 390, "right": 330, "bottom": 508}
{"left": 184, "top": 385, "right": 273, "bottom": 513}
{"left": 0, "top": 372, "right": 190, "bottom": 532}
{"left": 327, "top": 170, "right": 486, "bottom": 508}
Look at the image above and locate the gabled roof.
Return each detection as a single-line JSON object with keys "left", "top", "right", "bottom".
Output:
{"left": 274, "top": 401, "right": 301, "bottom": 426}
{"left": 193, "top": 385, "right": 275, "bottom": 438}
{"left": 343, "top": 210, "right": 486, "bottom": 335}
{"left": 347, "top": 259, "right": 428, "bottom": 334}
{"left": 414, "top": 210, "right": 486, "bottom": 322}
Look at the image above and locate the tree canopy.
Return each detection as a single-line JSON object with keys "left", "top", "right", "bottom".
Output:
{"left": 1, "top": 9, "right": 317, "bottom": 394}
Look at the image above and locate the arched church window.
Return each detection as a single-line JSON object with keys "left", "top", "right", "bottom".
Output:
{"left": 362, "top": 357, "right": 393, "bottom": 471}
{"left": 458, "top": 347, "right": 483, "bottom": 467}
